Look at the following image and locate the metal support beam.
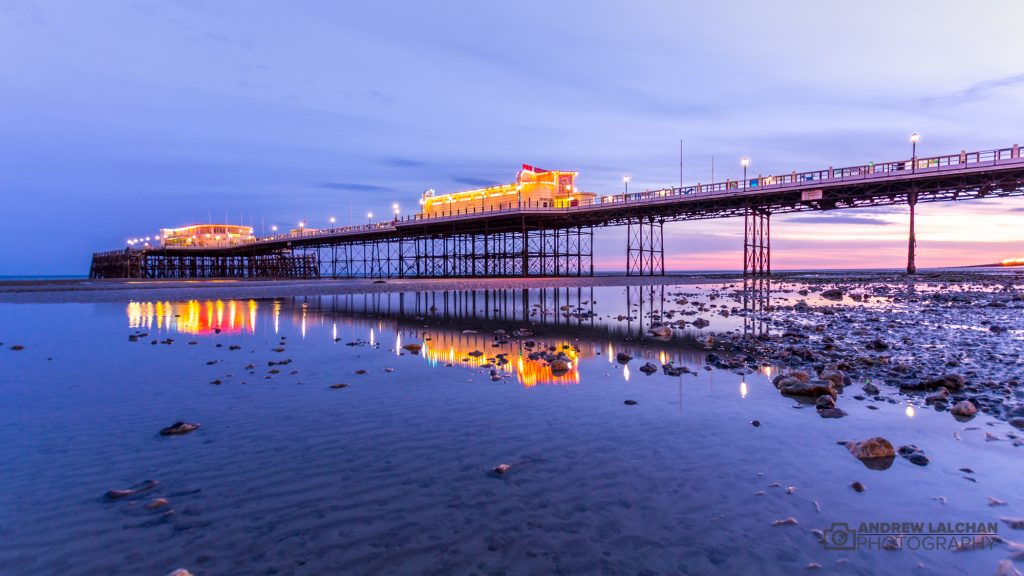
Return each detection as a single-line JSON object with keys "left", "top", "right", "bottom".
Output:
{"left": 907, "top": 191, "right": 917, "bottom": 275}
{"left": 626, "top": 217, "right": 664, "bottom": 276}
{"left": 743, "top": 208, "right": 770, "bottom": 276}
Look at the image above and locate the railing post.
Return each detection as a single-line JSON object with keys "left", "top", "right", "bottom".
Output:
{"left": 1014, "top": 144, "right": 1019, "bottom": 159}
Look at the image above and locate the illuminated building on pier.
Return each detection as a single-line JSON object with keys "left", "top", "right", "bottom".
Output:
{"left": 419, "top": 165, "right": 596, "bottom": 216}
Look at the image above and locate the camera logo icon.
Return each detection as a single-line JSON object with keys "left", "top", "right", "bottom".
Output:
{"left": 822, "top": 523, "right": 857, "bottom": 550}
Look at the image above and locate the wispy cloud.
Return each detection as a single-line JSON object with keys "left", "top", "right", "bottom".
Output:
{"left": 783, "top": 214, "right": 891, "bottom": 226}
{"left": 382, "top": 157, "right": 425, "bottom": 168}
{"left": 922, "top": 73, "right": 1024, "bottom": 106}
{"left": 453, "top": 176, "right": 501, "bottom": 188}
{"left": 315, "top": 181, "right": 389, "bottom": 192}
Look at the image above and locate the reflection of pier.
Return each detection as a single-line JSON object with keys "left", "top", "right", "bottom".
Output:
{"left": 741, "top": 278, "right": 771, "bottom": 336}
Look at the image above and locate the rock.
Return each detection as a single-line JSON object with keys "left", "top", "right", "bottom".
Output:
{"left": 354, "top": 369, "right": 367, "bottom": 375}
{"left": 330, "top": 383, "right": 348, "bottom": 389}
{"left": 898, "top": 445, "right": 929, "bottom": 466}
{"left": 950, "top": 400, "right": 977, "bottom": 419}
{"left": 492, "top": 464, "right": 510, "bottom": 475}
{"left": 903, "top": 374, "right": 965, "bottom": 392}
{"left": 401, "top": 343, "right": 423, "bottom": 354}
{"left": 663, "top": 363, "right": 688, "bottom": 377}
{"left": 815, "top": 395, "right": 835, "bottom": 410}
{"left": 988, "top": 496, "right": 1008, "bottom": 507}
{"left": 647, "top": 325, "right": 672, "bottom": 340}
{"left": 751, "top": 420, "right": 761, "bottom": 427}
{"left": 623, "top": 400, "right": 638, "bottom": 405}
{"left": 166, "top": 570, "right": 194, "bottom": 576}
{"left": 772, "top": 517, "right": 798, "bottom": 526}
{"left": 468, "top": 350, "right": 484, "bottom": 358}
{"left": 821, "top": 288, "right": 844, "bottom": 300}
{"left": 616, "top": 352, "right": 632, "bottom": 364}
{"left": 1001, "top": 517, "right": 1024, "bottom": 529}
{"left": 818, "top": 408, "right": 847, "bottom": 419}
{"left": 691, "top": 318, "right": 710, "bottom": 329}
{"left": 104, "top": 479, "right": 159, "bottom": 500}
{"left": 145, "top": 498, "right": 170, "bottom": 510}
{"left": 638, "top": 362, "right": 658, "bottom": 375}
{"left": 924, "top": 387, "right": 949, "bottom": 405}
{"left": 549, "top": 359, "right": 571, "bottom": 376}
{"left": 851, "top": 481, "right": 866, "bottom": 493}
{"left": 845, "top": 437, "right": 895, "bottom": 470}
{"left": 1009, "top": 417, "right": 1024, "bottom": 430}
{"left": 10, "top": 344, "right": 25, "bottom": 351}
{"left": 862, "top": 382, "right": 880, "bottom": 395}
{"left": 228, "top": 345, "right": 241, "bottom": 351}
{"left": 818, "top": 369, "right": 845, "bottom": 388}
{"left": 159, "top": 422, "right": 200, "bottom": 436}
{"left": 780, "top": 379, "right": 836, "bottom": 399}
{"left": 996, "top": 560, "right": 1022, "bottom": 576}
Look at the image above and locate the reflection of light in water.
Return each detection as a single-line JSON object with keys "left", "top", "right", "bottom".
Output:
{"left": 659, "top": 350, "right": 667, "bottom": 365}
{"left": 905, "top": 404, "right": 915, "bottom": 418}
{"left": 395, "top": 332, "right": 401, "bottom": 356}
{"left": 607, "top": 342, "right": 614, "bottom": 364}
{"left": 623, "top": 364, "right": 631, "bottom": 382}
{"left": 370, "top": 328, "right": 375, "bottom": 347}
{"left": 332, "top": 322, "right": 337, "bottom": 342}
{"left": 273, "top": 300, "right": 281, "bottom": 334}
{"left": 301, "top": 303, "right": 307, "bottom": 339}
{"left": 127, "top": 299, "right": 257, "bottom": 335}
{"left": 761, "top": 365, "right": 772, "bottom": 378}
{"left": 740, "top": 381, "right": 748, "bottom": 399}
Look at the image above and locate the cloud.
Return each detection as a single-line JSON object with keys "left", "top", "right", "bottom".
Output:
{"left": 922, "top": 73, "right": 1024, "bottom": 106}
{"left": 453, "top": 177, "right": 501, "bottom": 188}
{"left": 782, "top": 214, "right": 891, "bottom": 226}
{"left": 315, "top": 181, "right": 390, "bottom": 192}
{"left": 382, "top": 157, "right": 425, "bottom": 168}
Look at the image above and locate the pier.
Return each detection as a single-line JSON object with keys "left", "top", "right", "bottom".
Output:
{"left": 90, "top": 144, "right": 1024, "bottom": 279}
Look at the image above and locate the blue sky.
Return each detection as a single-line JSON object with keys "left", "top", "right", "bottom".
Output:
{"left": 2, "top": 1, "right": 1023, "bottom": 274}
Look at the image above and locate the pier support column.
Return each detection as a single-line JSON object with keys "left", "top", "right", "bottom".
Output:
{"left": 626, "top": 217, "right": 664, "bottom": 276}
{"left": 743, "top": 208, "right": 771, "bottom": 276}
{"left": 907, "top": 191, "right": 917, "bottom": 275}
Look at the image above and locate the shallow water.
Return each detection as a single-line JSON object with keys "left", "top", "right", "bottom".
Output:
{"left": 1, "top": 282, "right": 1021, "bottom": 575}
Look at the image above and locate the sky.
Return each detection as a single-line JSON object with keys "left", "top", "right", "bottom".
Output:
{"left": 2, "top": 0, "right": 1023, "bottom": 275}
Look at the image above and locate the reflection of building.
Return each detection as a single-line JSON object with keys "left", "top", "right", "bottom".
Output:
{"left": 127, "top": 300, "right": 257, "bottom": 335}
{"left": 419, "top": 165, "right": 596, "bottom": 216}
{"left": 160, "top": 224, "right": 255, "bottom": 248}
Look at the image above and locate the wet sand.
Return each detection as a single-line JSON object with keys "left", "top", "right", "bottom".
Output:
{"left": 1, "top": 273, "right": 1022, "bottom": 575}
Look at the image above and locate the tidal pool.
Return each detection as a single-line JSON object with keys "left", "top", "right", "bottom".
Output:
{"left": 0, "top": 282, "right": 1021, "bottom": 575}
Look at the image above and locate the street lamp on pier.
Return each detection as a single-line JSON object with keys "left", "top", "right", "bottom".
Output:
{"left": 329, "top": 216, "right": 336, "bottom": 227}
{"left": 367, "top": 212, "right": 373, "bottom": 225}
{"left": 910, "top": 133, "right": 919, "bottom": 173}
{"left": 392, "top": 203, "right": 399, "bottom": 220}
{"left": 741, "top": 157, "right": 750, "bottom": 189}
{"left": 623, "top": 175, "right": 630, "bottom": 194}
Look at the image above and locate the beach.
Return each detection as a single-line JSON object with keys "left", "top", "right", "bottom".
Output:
{"left": 1, "top": 271, "right": 1022, "bottom": 575}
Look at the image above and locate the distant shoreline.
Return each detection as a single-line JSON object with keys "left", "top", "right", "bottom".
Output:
{"left": 1, "top": 268, "right": 1022, "bottom": 304}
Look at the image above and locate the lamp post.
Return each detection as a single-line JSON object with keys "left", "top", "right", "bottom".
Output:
{"left": 910, "top": 133, "right": 919, "bottom": 173}
{"left": 741, "top": 157, "right": 750, "bottom": 189}
{"left": 329, "top": 216, "right": 336, "bottom": 227}
{"left": 367, "top": 212, "right": 373, "bottom": 225}
{"left": 392, "top": 203, "right": 399, "bottom": 221}
{"left": 623, "top": 175, "right": 630, "bottom": 195}
{"left": 271, "top": 225, "right": 277, "bottom": 235}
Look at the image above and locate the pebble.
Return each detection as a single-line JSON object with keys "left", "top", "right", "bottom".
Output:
{"left": 104, "top": 479, "right": 159, "bottom": 500}
{"left": 145, "top": 498, "right": 170, "bottom": 510}
{"left": 329, "top": 383, "right": 348, "bottom": 389}
{"left": 851, "top": 481, "right": 865, "bottom": 493}
{"left": 751, "top": 420, "right": 761, "bottom": 427}
{"left": 951, "top": 400, "right": 978, "bottom": 419}
{"left": 623, "top": 400, "right": 638, "bottom": 405}
{"left": 159, "top": 422, "right": 200, "bottom": 436}
{"left": 772, "top": 517, "right": 798, "bottom": 526}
